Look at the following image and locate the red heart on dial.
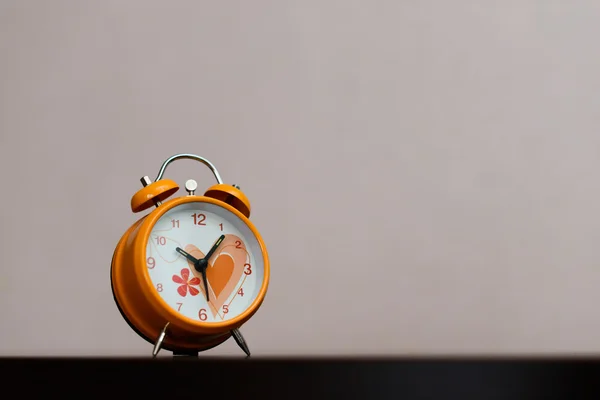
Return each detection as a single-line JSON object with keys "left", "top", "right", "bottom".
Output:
{"left": 184, "top": 234, "right": 248, "bottom": 317}
{"left": 206, "top": 254, "right": 235, "bottom": 298}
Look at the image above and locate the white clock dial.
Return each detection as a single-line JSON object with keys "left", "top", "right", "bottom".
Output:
{"left": 145, "top": 201, "right": 265, "bottom": 323}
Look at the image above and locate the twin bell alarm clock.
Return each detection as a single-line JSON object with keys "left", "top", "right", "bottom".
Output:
{"left": 110, "top": 153, "right": 270, "bottom": 357}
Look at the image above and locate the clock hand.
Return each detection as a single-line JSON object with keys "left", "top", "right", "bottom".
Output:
{"left": 201, "top": 268, "right": 209, "bottom": 302}
{"left": 202, "top": 234, "right": 225, "bottom": 262}
{"left": 197, "top": 235, "right": 226, "bottom": 302}
{"left": 176, "top": 247, "right": 210, "bottom": 302}
{"left": 175, "top": 247, "right": 200, "bottom": 264}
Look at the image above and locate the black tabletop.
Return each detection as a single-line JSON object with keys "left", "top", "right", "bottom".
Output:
{"left": 1, "top": 356, "right": 597, "bottom": 398}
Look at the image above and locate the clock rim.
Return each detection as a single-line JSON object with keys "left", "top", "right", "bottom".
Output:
{"left": 134, "top": 195, "right": 270, "bottom": 335}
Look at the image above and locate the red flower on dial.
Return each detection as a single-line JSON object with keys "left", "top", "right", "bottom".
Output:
{"left": 172, "top": 268, "right": 201, "bottom": 297}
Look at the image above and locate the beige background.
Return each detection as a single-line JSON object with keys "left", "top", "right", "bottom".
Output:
{"left": 1, "top": 1, "right": 600, "bottom": 357}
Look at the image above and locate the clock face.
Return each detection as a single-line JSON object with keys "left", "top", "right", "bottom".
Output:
{"left": 145, "top": 201, "right": 265, "bottom": 324}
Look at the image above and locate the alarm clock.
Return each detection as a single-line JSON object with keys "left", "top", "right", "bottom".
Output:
{"left": 110, "top": 153, "right": 270, "bottom": 357}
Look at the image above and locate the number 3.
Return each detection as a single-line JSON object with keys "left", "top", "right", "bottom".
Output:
{"left": 243, "top": 263, "right": 252, "bottom": 275}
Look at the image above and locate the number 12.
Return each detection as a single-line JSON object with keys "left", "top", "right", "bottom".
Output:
{"left": 191, "top": 213, "right": 206, "bottom": 225}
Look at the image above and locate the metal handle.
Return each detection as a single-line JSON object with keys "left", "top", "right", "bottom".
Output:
{"left": 154, "top": 153, "right": 223, "bottom": 184}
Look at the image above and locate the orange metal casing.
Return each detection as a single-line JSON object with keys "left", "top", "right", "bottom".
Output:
{"left": 111, "top": 195, "right": 270, "bottom": 352}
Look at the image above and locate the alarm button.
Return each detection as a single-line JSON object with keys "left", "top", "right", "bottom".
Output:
{"left": 185, "top": 179, "right": 198, "bottom": 195}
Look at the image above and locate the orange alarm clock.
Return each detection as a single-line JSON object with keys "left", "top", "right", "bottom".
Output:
{"left": 110, "top": 154, "right": 270, "bottom": 357}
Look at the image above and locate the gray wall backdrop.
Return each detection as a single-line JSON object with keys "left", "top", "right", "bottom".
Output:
{"left": 1, "top": 1, "right": 600, "bottom": 357}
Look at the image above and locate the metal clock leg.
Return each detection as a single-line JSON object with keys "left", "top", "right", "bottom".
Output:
{"left": 231, "top": 328, "right": 251, "bottom": 357}
{"left": 152, "top": 322, "right": 170, "bottom": 358}
{"left": 151, "top": 324, "right": 251, "bottom": 358}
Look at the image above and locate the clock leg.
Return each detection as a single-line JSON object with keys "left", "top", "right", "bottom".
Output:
{"left": 152, "top": 322, "right": 170, "bottom": 358}
{"left": 231, "top": 328, "right": 251, "bottom": 357}
{"left": 151, "top": 323, "right": 249, "bottom": 358}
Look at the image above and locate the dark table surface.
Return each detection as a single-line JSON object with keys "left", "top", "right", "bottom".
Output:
{"left": 1, "top": 356, "right": 598, "bottom": 398}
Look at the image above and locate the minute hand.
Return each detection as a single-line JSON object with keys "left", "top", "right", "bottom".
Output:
{"left": 198, "top": 235, "right": 225, "bottom": 302}
{"left": 203, "top": 235, "right": 225, "bottom": 262}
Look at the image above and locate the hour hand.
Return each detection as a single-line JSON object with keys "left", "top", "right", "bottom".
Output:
{"left": 175, "top": 247, "right": 200, "bottom": 264}
{"left": 176, "top": 247, "right": 210, "bottom": 302}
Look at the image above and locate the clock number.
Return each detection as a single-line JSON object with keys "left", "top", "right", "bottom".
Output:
{"left": 238, "top": 288, "right": 244, "bottom": 297}
{"left": 147, "top": 257, "right": 155, "bottom": 269}
{"left": 244, "top": 263, "right": 252, "bottom": 275}
{"left": 191, "top": 213, "right": 206, "bottom": 226}
{"left": 156, "top": 236, "right": 166, "bottom": 246}
{"left": 176, "top": 302, "right": 183, "bottom": 311}
{"left": 219, "top": 223, "right": 224, "bottom": 231}
{"left": 156, "top": 283, "right": 163, "bottom": 292}
{"left": 198, "top": 308, "right": 208, "bottom": 321}
{"left": 171, "top": 219, "right": 180, "bottom": 228}
{"left": 235, "top": 240, "right": 242, "bottom": 249}
{"left": 222, "top": 305, "right": 229, "bottom": 314}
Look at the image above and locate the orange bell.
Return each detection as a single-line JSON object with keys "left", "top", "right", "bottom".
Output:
{"left": 130, "top": 177, "right": 179, "bottom": 213}
{"left": 204, "top": 184, "right": 251, "bottom": 218}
